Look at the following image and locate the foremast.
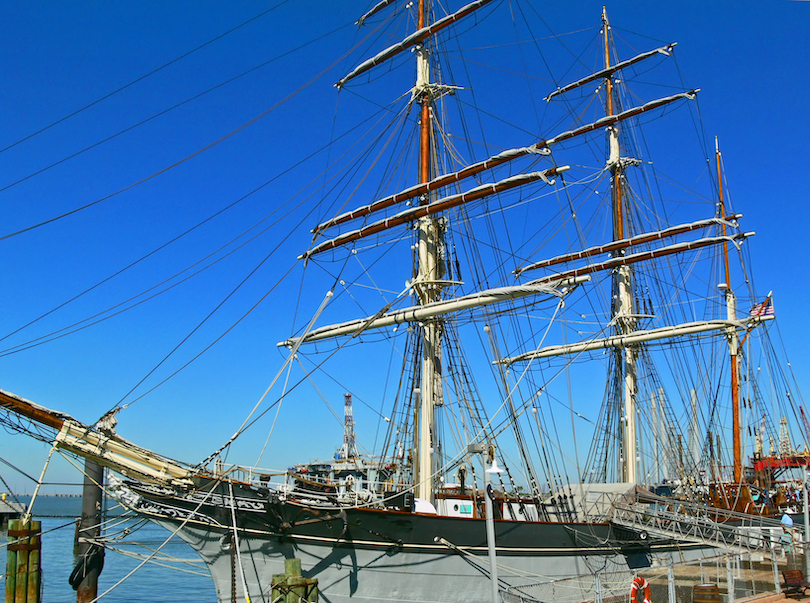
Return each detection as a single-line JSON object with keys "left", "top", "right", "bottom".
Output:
{"left": 603, "top": 8, "right": 638, "bottom": 483}
{"left": 295, "top": 0, "right": 585, "bottom": 505}
{"left": 413, "top": 0, "right": 444, "bottom": 504}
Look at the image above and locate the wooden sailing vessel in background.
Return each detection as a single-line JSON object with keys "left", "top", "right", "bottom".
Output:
{"left": 0, "top": 1, "right": 805, "bottom": 601}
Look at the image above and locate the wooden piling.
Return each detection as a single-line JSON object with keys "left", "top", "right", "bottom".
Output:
{"left": 26, "top": 522, "right": 40, "bottom": 603}
{"left": 284, "top": 558, "right": 302, "bottom": 577}
{"left": 270, "top": 558, "right": 318, "bottom": 602}
{"left": 271, "top": 574, "right": 287, "bottom": 602}
{"left": 5, "top": 519, "right": 17, "bottom": 603}
{"left": 286, "top": 576, "right": 307, "bottom": 603}
{"left": 14, "top": 522, "right": 29, "bottom": 603}
{"left": 72, "top": 518, "right": 81, "bottom": 556}
{"left": 75, "top": 459, "right": 104, "bottom": 603}
{"left": 5, "top": 519, "right": 40, "bottom": 603}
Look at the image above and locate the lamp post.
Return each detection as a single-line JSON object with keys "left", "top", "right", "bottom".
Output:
{"left": 468, "top": 442, "right": 503, "bottom": 603}
{"left": 485, "top": 456, "right": 504, "bottom": 603}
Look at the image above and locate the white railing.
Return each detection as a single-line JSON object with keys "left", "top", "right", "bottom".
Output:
{"left": 503, "top": 547, "right": 802, "bottom": 603}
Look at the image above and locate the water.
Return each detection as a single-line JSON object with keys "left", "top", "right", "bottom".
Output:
{"left": 2, "top": 495, "right": 217, "bottom": 602}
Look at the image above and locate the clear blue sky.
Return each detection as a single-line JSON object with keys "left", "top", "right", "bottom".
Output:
{"left": 0, "top": 1, "right": 807, "bottom": 493}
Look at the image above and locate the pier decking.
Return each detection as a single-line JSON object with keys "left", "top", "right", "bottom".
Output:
{"left": 0, "top": 497, "right": 24, "bottom": 526}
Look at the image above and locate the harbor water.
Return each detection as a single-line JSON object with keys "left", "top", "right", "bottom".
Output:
{"left": 1, "top": 495, "right": 216, "bottom": 601}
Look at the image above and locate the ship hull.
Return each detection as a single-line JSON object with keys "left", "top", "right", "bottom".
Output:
{"left": 120, "top": 479, "right": 719, "bottom": 603}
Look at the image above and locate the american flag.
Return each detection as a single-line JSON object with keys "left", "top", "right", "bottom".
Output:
{"left": 749, "top": 295, "right": 774, "bottom": 317}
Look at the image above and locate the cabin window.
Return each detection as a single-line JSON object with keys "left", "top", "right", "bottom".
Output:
{"left": 460, "top": 504, "right": 472, "bottom": 515}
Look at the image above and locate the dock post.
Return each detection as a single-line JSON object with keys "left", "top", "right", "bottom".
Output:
{"left": 72, "top": 518, "right": 81, "bottom": 556}
{"left": 6, "top": 518, "right": 40, "bottom": 603}
{"left": 25, "top": 521, "right": 41, "bottom": 603}
{"left": 271, "top": 558, "right": 318, "bottom": 602}
{"left": 14, "top": 520, "right": 29, "bottom": 603}
{"left": 75, "top": 459, "right": 104, "bottom": 603}
{"left": 5, "top": 519, "right": 17, "bottom": 603}
{"left": 271, "top": 573, "right": 286, "bottom": 602}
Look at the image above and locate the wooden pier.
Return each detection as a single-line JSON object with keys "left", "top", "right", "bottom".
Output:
{"left": 0, "top": 497, "right": 24, "bottom": 528}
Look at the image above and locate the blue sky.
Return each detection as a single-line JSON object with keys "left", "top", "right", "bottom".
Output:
{"left": 0, "top": 1, "right": 808, "bottom": 493}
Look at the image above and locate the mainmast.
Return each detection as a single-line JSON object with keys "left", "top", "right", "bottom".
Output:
{"left": 603, "top": 7, "right": 638, "bottom": 484}
{"left": 716, "top": 137, "right": 742, "bottom": 483}
{"left": 414, "top": 0, "right": 443, "bottom": 504}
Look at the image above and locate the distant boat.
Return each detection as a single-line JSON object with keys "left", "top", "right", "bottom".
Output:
{"left": 0, "top": 1, "right": 804, "bottom": 602}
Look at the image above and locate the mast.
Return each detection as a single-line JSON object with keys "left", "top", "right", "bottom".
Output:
{"left": 414, "top": 0, "right": 443, "bottom": 504}
{"left": 603, "top": 7, "right": 637, "bottom": 484}
{"left": 717, "top": 137, "right": 742, "bottom": 483}
{"left": 304, "top": 2, "right": 554, "bottom": 503}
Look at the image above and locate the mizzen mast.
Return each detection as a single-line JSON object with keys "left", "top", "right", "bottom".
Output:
{"left": 716, "top": 137, "right": 742, "bottom": 484}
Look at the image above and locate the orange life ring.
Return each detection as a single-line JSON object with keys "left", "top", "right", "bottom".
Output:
{"left": 630, "top": 576, "right": 651, "bottom": 603}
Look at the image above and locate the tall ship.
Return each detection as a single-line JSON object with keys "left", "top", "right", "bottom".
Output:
{"left": 0, "top": 2, "right": 805, "bottom": 602}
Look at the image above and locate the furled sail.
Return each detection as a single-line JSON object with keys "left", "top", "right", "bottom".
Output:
{"left": 514, "top": 216, "right": 741, "bottom": 275}
{"left": 356, "top": 0, "right": 398, "bottom": 26}
{"left": 313, "top": 91, "right": 697, "bottom": 235}
{"left": 499, "top": 317, "right": 773, "bottom": 366}
{"left": 336, "top": 0, "right": 496, "bottom": 89}
{"left": 545, "top": 43, "right": 677, "bottom": 101}
{"left": 303, "top": 166, "right": 569, "bottom": 259}
{"left": 516, "top": 233, "right": 752, "bottom": 280}
{"left": 278, "top": 275, "right": 590, "bottom": 347}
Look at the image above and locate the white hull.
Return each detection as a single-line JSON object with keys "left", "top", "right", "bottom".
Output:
{"left": 156, "top": 519, "right": 717, "bottom": 603}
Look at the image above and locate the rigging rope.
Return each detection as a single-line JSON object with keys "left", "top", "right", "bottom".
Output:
{"left": 55, "top": 449, "right": 228, "bottom": 603}
{"left": 206, "top": 288, "right": 335, "bottom": 465}
{"left": 0, "top": 2, "right": 292, "bottom": 157}
{"left": 228, "top": 481, "right": 251, "bottom": 603}
{"left": 0, "top": 22, "right": 377, "bottom": 244}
